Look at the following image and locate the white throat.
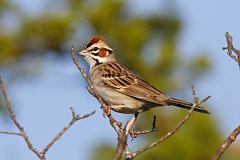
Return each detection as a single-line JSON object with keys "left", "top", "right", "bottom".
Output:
{"left": 84, "top": 54, "right": 109, "bottom": 69}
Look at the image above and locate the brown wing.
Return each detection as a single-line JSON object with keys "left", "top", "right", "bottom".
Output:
{"left": 100, "top": 62, "right": 168, "bottom": 104}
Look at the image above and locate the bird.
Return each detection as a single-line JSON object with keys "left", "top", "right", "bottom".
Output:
{"left": 78, "top": 36, "right": 210, "bottom": 115}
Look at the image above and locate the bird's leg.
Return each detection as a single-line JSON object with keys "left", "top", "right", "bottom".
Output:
{"left": 130, "top": 115, "right": 158, "bottom": 140}
{"left": 101, "top": 105, "right": 111, "bottom": 117}
{"left": 129, "top": 113, "right": 138, "bottom": 140}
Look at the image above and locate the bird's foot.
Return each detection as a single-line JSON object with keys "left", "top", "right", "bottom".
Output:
{"left": 101, "top": 105, "right": 111, "bottom": 117}
{"left": 130, "top": 128, "right": 137, "bottom": 140}
{"left": 129, "top": 113, "right": 139, "bottom": 140}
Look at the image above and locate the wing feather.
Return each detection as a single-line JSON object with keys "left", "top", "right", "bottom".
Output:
{"left": 101, "top": 62, "right": 168, "bottom": 104}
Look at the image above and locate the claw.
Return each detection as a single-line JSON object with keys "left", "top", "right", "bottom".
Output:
{"left": 102, "top": 105, "right": 111, "bottom": 117}
{"left": 130, "top": 128, "right": 137, "bottom": 141}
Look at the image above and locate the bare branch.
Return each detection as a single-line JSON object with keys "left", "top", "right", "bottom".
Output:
{"left": 212, "top": 125, "right": 240, "bottom": 160}
{"left": 211, "top": 32, "right": 240, "bottom": 159}
{"left": 114, "top": 115, "right": 158, "bottom": 159}
{"left": 0, "top": 78, "right": 41, "bottom": 158}
{"left": 131, "top": 115, "right": 158, "bottom": 139}
{"left": 41, "top": 108, "right": 96, "bottom": 155}
{"left": 125, "top": 86, "right": 210, "bottom": 159}
{"left": 126, "top": 104, "right": 196, "bottom": 159}
{"left": 223, "top": 32, "right": 240, "bottom": 66}
{"left": 0, "top": 131, "right": 22, "bottom": 136}
{"left": 70, "top": 47, "right": 92, "bottom": 90}
{"left": 0, "top": 78, "right": 95, "bottom": 160}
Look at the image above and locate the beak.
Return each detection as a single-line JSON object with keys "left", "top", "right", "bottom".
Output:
{"left": 78, "top": 49, "right": 88, "bottom": 56}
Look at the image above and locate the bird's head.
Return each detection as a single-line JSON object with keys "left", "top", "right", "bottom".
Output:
{"left": 78, "top": 36, "right": 116, "bottom": 69}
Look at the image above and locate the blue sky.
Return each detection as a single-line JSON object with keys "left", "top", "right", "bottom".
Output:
{"left": 0, "top": 0, "right": 240, "bottom": 160}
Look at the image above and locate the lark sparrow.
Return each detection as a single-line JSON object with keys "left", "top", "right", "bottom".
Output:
{"left": 78, "top": 36, "right": 209, "bottom": 115}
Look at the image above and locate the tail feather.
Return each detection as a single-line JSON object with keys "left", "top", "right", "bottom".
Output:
{"left": 165, "top": 98, "right": 210, "bottom": 114}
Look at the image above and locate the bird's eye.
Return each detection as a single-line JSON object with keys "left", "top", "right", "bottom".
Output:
{"left": 93, "top": 47, "right": 99, "bottom": 51}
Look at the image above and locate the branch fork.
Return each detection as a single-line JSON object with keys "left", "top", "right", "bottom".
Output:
{"left": 223, "top": 32, "right": 240, "bottom": 66}
{"left": 0, "top": 78, "right": 95, "bottom": 160}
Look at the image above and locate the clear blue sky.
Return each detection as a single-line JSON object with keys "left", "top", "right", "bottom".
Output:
{"left": 0, "top": 0, "right": 240, "bottom": 160}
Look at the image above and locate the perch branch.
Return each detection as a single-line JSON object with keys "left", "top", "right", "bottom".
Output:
{"left": 114, "top": 116, "right": 136, "bottom": 160}
{"left": 132, "top": 115, "right": 157, "bottom": 139}
{"left": 70, "top": 47, "right": 122, "bottom": 135}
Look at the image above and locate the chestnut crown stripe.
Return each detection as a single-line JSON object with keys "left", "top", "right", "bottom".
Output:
{"left": 85, "top": 36, "right": 106, "bottom": 49}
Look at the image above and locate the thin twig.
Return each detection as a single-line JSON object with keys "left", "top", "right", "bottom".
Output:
{"left": 41, "top": 108, "right": 96, "bottom": 155}
{"left": 125, "top": 86, "right": 210, "bottom": 159}
{"left": 126, "top": 103, "right": 196, "bottom": 159}
{"left": 133, "top": 129, "right": 157, "bottom": 137}
{"left": 131, "top": 115, "right": 158, "bottom": 139}
{"left": 212, "top": 126, "right": 240, "bottom": 160}
{"left": 0, "top": 78, "right": 41, "bottom": 159}
{"left": 223, "top": 32, "right": 240, "bottom": 66}
{"left": 0, "top": 78, "right": 95, "bottom": 160}
{"left": 0, "top": 131, "right": 22, "bottom": 136}
{"left": 212, "top": 32, "right": 240, "bottom": 159}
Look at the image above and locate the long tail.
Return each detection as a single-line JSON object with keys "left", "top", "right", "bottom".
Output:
{"left": 165, "top": 98, "right": 210, "bottom": 114}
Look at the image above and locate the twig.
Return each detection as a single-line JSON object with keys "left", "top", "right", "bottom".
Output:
{"left": 131, "top": 115, "right": 158, "bottom": 139}
{"left": 212, "top": 126, "right": 240, "bottom": 160}
{"left": 41, "top": 108, "right": 96, "bottom": 155}
{"left": 0, "top": 78, "right": 41, "bottom": 158}
{"left": 211, "top": 32, "right": 240, "bottom": 159}
{"left": 126, "top": 103, "right": 196, "bottom": 159}
{"left": 223, "top": 32, "right": 240, "bottom": 66}
{"left": 125, "top": 86, "right": 210, "bottom": 159}
{"left": 0, "top": 78, "right": 95, "bottom": 160}
{"left": 0, "top": 131, "right": 22, "bottom": 136}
